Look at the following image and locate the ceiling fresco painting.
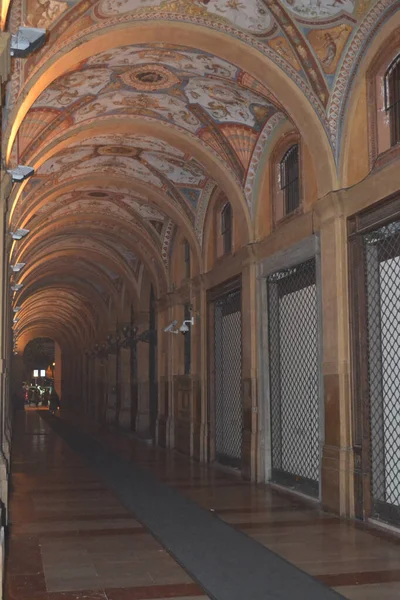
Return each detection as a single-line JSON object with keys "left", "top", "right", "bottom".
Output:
{"left": 5, "top": 0, "right": 393, "bottom": 350}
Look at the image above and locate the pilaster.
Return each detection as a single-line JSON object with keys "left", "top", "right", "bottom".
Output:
{"left": 313, "top": 191, "right": 354, "bottom": 517}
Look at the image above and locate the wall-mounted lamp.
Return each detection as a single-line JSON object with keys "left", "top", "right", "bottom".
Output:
{"left": 11, "top": 283, "right": 23, "bottom": 291}
{"left": 10, "top": 27, "right": 46, "bottom": 58}
{"left": 10, "top": 262, "right": 25, "bottom": 272}
{"left": 7, "top": 165, "right": 34, "bottom": 182}
{"left": 10, "top": 228, "right": 29, "bottom": 240}
{"left": 13, "top": 306, "right": 21, "bottom": 312}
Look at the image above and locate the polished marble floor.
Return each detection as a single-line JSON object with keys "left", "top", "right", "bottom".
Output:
{"left": 6, "top": 410, "right": 400, "bottom": 599}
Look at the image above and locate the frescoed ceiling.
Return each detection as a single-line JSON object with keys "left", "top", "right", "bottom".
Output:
{"left": 5, "top": 0, "right": 393, "bottom": 351}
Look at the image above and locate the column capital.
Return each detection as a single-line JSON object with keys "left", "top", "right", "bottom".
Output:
{"left": 0, "top": 33, "right": 10, "bottom": 85}
{"left": 0, "top": 172, "right": 12, "bottom": 211}
{"left": 313, "top": 190, "right": 349, "bottom": 229}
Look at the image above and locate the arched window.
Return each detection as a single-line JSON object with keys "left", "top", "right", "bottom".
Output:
{"left": 221, "top": 202, "right": 232, "bottom": 255}
{"left": 184, "top": 239, "right": 191, "bottom": 279}
{"left": 385, "top": 55, "right": 400, "bottom": 147}
{"left": 280, "top": 144, "right": 300, "bottom": 215}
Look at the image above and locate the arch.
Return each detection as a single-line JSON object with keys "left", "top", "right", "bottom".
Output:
{"left": 339, "top": 11, "right": 400, "bottom": 187}
{"left": 5, "top": 22, "right": 336, "bottom": 199}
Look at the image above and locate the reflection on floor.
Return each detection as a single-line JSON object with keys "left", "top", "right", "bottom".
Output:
{"left": 6, "top": 411, "right": 400, "bottom": 599}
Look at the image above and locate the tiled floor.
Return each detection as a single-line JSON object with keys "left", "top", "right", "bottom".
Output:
{"left": 6, "top": 410, "right": 400, "bottom": 599}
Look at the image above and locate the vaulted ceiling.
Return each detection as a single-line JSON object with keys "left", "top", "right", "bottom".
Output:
{"left": 5, "top": 0, "right": 391, "bottom": 352}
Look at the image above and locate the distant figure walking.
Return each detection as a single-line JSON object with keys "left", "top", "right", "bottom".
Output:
{"left": 49, "top": 389, "right": 60, "bottom": 415}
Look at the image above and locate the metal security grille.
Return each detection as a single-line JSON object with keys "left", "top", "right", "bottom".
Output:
{"left": 280, "top": 144, "right": 300, "bottom": 215}
{"left": 267, "top": 258, "right": 320, "bottom": 497}
{"left": 214, "top": 288, "right": 242, "bottom": 466}
{"left": 363, "top": 222, "right": 400, "bottom": 522}
{"left": 385, "top": 55, "right": 400, "bottom": 147}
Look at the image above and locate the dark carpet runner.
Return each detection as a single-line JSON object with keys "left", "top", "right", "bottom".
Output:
{"left": 43, "top": 414, "right": 345, "bottom": 600}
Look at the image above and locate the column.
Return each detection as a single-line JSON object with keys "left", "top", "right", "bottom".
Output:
{"left": 314, "top": 191, "right": 354, "bottom": 516}
{"left": 135, "top": 310, "right": 150, "bottom": 437}
{"left": 241, "top": 251, "right": 258, "bottom": 480}
{"left": 118, "top": 345, "right": 131, "bottom": 429}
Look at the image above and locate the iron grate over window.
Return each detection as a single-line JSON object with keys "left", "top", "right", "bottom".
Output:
{"left": 221, "top": 202, "right": 232, "bottom": 255}
{"left": 363, "top": 221, "right": 400, "bottom": 522}
{"left": 280, "top": 144, "right": 300, "bottom": 215}
{"left": 385, "top": 55, "right": 400, "bottom": 147}
{"left": 214, "top": 288, "right": 242, "bottom": 466}
{"left": 267, "top": 258, "right": 320, "bottom": 497}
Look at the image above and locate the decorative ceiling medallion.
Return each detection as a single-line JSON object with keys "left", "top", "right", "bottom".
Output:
{"left": 120, "top": 65, "right": 180, "bottom": 91}
{"left": 97, "top": 146, "right": 140, "bottom": 157}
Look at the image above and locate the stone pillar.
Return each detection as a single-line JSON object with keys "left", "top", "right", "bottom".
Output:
{"left": 191, "top": 276, "right": 203, "bottom": 461}
{"left": 0, "top": 167, "right": 12, "bottom": 527}
{"left": 156, "top": 297, "right": 170, "bottom": 448}
{"left": 119, "top": 346, "right": 131, "bottom": 429}
{"left": 107, "top": 349, "right": 117, "bottom": 424}
{"left": 241, "top": 253, "right": 259, "bottom": 481}
{"left": 314, "top": 192, "right": 354, "bottom": 517}
{"left": 54, "top": 343, "right": 62, "bottom": 397}
{"left": 135, "top": 310, "right": 150, "bottom": 437}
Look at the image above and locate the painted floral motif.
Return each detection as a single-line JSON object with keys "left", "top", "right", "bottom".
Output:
{"left": 87, "top": 46, "right": 237, "bottom": 78}
{"left": 35, "top": 70, "right": 111, "bottom": 109}
{"left": 56, "top": 155, "right": 164, "bottom": 187}
{"left": 141, "top": 152, "right": 206, "bottom": 185}
{"left": 95, "top": 0, "right": 273, "bottom": 34}
{"left": 185, "top": 77, "right": 273, "bottom": 128}
{"left": 281, "top": 0, "right": 355, "bottom": 19}
{"left": 73, "top": 91, "right": 201, "bottom": 133}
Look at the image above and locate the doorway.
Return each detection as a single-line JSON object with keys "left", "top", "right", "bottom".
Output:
{"left": 267, "top": 258, "right": 320, "bottom": 497}
{"left": 209, "top": 280, "right": 243, "bottom": 467}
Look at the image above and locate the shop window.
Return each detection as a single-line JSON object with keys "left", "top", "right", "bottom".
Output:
{"left": 280, "top": 144, "right": 300, "bottom": 215}
{"left": 184, "top": 239, "right": 191, "bottom": 279}
{"left": 385, "top": 55, "right": 400, "bottom": 147}
{"left": 221, "top": 202, "right": 232, "bottom": 255}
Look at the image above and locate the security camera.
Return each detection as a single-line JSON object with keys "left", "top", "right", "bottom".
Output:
{"left": 11, "top": 27, "right": 46, "bottom": 58}
{"left": 7, "top": 165, "right": 34, "bottom": 182}
{"left": 10, "top": 263, "right": 25, "bottom": 272}
{"left": 11, "top": 283, "right": 23, "bottom": 291}
{"left": 164, "top": 320, "right": 178, "bottom": 334}
{"left": 10, "top": 228, "right": 29, "bottom": 240}
{"left": 179, "top": 317, "right": 194, "bottom": 334}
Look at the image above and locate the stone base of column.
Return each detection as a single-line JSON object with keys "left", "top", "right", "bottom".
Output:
{"left": 0, "top": 453, "right": 9, "bottom": 525}
{"left": 321, "top": 444, "right": 354, "bottom": 517}
{"left": 156, "top": 415, "right": 167, "bottom": 448}
{"left": 118, "top": 406, "right": 131, "bottom": 430}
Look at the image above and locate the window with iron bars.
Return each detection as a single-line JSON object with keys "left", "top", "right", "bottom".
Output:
{"left": 280, "top": 144, "right": 300, "bottom": 215}
{"left": 385, "top": 55, "right": 400, "bottom": 147}
{"left": 184, "top": 303, "right": 191, "bottom": 375}
{"left": 184, "top": 240, "right": 191, "bottom": 279}
{"left": 221, "top": 202, "right": 232, "bottom": 255}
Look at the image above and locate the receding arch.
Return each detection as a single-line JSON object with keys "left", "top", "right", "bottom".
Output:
{"left": 5, "top": 21, "right": 337, "bottom": 199}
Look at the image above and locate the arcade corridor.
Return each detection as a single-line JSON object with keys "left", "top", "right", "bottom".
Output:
{"left": 6, "top": 410, "right": 400, "bottom": 600}
{"left": 1, "top": 1, "right": 400, "bottom": 598}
